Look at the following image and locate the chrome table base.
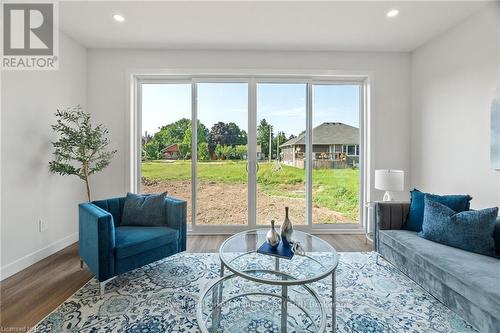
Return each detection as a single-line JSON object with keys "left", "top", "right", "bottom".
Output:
{"left": 201, "top": 258, "right": 337, "bottom": 333}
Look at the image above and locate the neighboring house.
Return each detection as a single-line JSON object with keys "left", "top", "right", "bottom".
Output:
{"left": 162, "top": 143, "right": 181, "bottom": 160}
{"left": 280, "top": 122, "right": 359, "bottom": 169}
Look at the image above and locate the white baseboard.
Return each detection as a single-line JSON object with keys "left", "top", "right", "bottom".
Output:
{"left": 0, "top": 233, "right": 78, "bottom": 281}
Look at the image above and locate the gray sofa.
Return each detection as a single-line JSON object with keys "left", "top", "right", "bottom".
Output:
{"left": 375, "top": 202, "right": 500, "bottom": 333}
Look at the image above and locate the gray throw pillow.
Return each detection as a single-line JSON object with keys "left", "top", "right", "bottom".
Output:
{"left": 121, "top": 192, "right": 168, "bottom": 226}
{"left": 419, "top": 196, "right": 498, "bottom": 257}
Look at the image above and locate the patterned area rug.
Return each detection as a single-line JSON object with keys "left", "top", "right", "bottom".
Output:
{"left": 30, "top": 252, "right": 477, "bottom": 333}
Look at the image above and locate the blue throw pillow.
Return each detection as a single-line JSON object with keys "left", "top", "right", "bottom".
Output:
{"left": 405, "top": 189, "right": 472, "bottom": 232}
{"left": 121, "top": 192, "right": 168, "bottom": 226}
{"left": 418, "top": 196, "right": 498, "bottom": 257}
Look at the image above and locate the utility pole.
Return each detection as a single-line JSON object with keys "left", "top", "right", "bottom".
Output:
{"left": 268, "top": 125, "right": 272, "bottom": 163}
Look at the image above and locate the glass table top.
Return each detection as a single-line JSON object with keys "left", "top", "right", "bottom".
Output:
{"left": 219, "top": 229, "right": 338, "bottom": 285}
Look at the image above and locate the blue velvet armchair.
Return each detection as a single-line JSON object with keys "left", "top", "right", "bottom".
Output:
{"left": 78, "top": 195, "right": 187, "bottom": 291}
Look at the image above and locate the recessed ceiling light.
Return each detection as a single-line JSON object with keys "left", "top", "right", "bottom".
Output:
{"left": 113, "top": 14, "right": 125, "bottom": 22}
{"left": 386, "top": 9, "right": 400, "bottom": 18}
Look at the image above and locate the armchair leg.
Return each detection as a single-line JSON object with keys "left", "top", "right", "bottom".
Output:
{"left": 99, "top": 277, "right": 115, "bottom": 296}
{"left": 80, "top": 259, "right": 84, "bottom": 269}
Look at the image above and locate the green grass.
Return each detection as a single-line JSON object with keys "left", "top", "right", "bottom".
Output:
{"left": 142, "top": 160, "right": 359, "bottom": 219}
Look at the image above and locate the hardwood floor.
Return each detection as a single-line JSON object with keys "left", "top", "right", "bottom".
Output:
{"left": 0, "top": 243, "right": 93, "bottom": 331}
{"left": 0, "top": 234, "right": 371, "bottom": 330}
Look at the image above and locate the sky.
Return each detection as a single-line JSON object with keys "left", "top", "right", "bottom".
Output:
{"left": 142, "top": 83, "right": 360, "bottom": 138}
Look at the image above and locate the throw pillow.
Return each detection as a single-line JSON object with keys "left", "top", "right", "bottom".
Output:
{"left": 405, "top": 189, "right": 472, "bottom": 232}
{"left": 419, "top": 196, "right": 498, "bottom": 257}
{"left": 121, "top": 192, "right": 168, "bottom": 226}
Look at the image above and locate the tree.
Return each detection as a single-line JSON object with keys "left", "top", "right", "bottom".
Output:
{"left": 208, "top": 122, "right": 230, "bottom": 154}
{"left": 153, "top": 118, "right": 190, "bottom": 151}
{"left": 178, "top": 143, "right": 190, "bottom": 160}
{"left": 208, "top": 122, "right": 246, "bottom": 155}
{"left": 215, "top": 144, "right": 234, "bottom": 160}
{"left": 142, "top": 132, "right": 153, "bottom": 146}
{"left": 49, "top": 105, "right": 116, "bottom": 202}
{"left": 227, "top": 122, "right": 247, "bottom": 145}
{"left": 198, "top": 142, "right": 210, "bottom": 161}
{"left": 180, "top": 120, "right": 208, "bottom": 159}
{"left": 195, "top": 121, "right": 209, "bottom": 144}
{"left": 257, "top": 118, "right": 272, "bottom": 159}
{"left": 215, "top": 144, "right": 224, "bottom": 159}
{"left": 273, "top": 131, "right": 287, "bottom": 160}
{"left": 240, "top": 130, "right": 248, "bottom": 146}
{"left": 144, "top": 140, "right": 161, "bottom": 160}
{"left": 222, "top": 145, "right": 234, "bottom": 159}
{"left": 234, "top": 145, "right": 247, "bottom": 159}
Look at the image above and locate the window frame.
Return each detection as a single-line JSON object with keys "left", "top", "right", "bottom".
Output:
{"left": 131, "top": 71, "right": 372, "bottom": 235}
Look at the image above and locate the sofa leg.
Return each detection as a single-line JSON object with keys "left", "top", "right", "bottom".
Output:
{"left": 80, "top": 259, "right": 84, "bottom": 269}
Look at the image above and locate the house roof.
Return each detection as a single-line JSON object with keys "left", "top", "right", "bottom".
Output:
{"left": 161, "top": 143, "right": 179, "bottom": 153}
{"left": 280, "top": 122, "right": 359, "bottom": 147}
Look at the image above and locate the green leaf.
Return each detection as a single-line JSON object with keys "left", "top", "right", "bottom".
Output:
{"left": 49, "top": 105, "right": 116, "bottom": 195}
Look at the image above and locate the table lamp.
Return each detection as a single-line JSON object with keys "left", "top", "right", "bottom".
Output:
{"left": 375, "top": 169, "right": 404, "bottom": 201}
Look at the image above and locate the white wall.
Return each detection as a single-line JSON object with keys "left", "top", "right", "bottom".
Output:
{"left": 0, "top": 32, "right": 88, "bottom": 279}
{"left": 87, "top": 49, "right": 411, "bottom": 202}
{"left": 411, "top": 3, "right": 500, "bottom": 209}
{"left": 0, "top": 41, "right": 412, "bottom": 278}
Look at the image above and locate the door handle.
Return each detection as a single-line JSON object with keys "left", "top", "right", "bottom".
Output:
{"left": 246, "top": 161, "right": 259, "bottom": 174}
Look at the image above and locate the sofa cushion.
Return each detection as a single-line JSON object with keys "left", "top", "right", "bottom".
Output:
{"left": 405, "top": 189, "right": 472, "bottom": 232}
{"left": 419, "top": 197, "right": 498, "bottom": 257}
{"left": 114, "top": 226, "right": 178, "bottom": 259}
{"left": 121, "top": 192, "right": 167, "bottom": 226}
{"left": 379, "top": 229, "right": 500, "bottom": 317}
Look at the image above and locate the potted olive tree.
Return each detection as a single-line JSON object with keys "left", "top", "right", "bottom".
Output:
{"left": 49, "top": 105, "right": 116, "bottom": 202}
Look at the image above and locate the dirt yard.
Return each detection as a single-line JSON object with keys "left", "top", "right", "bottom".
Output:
{"left": 143, "top": 179, "right": 354, "bottom": 225}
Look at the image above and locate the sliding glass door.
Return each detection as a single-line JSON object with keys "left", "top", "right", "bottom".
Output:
{"left": 140, "top": 83, "right": 193, "bottom": 226}
{"left": 256, "top": 83, "right": 307, "bottom": 226}
{"left": 138, "top": 77, "right": 364, "bottom": 232}
{"left": 311, "top": 84, "right": 361, "bottom": 225}
{"left": 196, "top": 82, "right": 249, "bottom": 225}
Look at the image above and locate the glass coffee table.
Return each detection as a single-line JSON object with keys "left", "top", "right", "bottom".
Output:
{"left": 197, "top": 229, "right": 339, "bottom": 333}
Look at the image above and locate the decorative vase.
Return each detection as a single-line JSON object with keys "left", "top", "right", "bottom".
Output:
{"left": 266, "top": 220, "right": 281, "bottom": 248}
{"left": 280, "top": 207, "right": 293, "bottom": 245}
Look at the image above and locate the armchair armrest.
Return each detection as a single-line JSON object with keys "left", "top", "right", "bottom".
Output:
{"left": 374, "top": 202, "right": 410, "bottom": 252}
{"left": 79, "top": 203, "right": 116, "bottom": 281}
{"left": 164, "top": 196, "right": 187, "bottom": 252}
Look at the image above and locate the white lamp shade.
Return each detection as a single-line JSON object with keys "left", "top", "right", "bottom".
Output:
{"left": 375, "top": 169, "right": 404, "bottom": 191}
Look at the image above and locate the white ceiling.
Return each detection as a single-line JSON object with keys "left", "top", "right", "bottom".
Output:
{"left": 60, "top": 1, "right": 490, "bottom": 52}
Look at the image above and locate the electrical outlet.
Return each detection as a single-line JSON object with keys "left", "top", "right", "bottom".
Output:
{"left": 39, "top": 219, "right": 48, "bottom": 232}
